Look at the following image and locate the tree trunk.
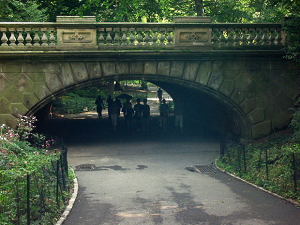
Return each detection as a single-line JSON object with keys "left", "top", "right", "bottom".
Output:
{"left": 195, "top": 0, "right": 204, "bottom": 16}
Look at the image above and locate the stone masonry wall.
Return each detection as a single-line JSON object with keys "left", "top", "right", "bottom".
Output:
{"left": 0, "top": 57, "right": 298, "bottom": 139}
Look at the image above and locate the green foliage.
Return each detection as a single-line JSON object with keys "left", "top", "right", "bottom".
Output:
{"left": 52, "top": 89, "right": 108, "bottom": 114}
{"left": 0, "top": 0, "right": 48, "bottom": 22}
{"left": 3, "top": 0, "right": 300, "bottom": 23}
{"left": 283, "top": 17, "right": 300, "bottom": 64}
{"left": 0, "top": 115, "right": 74, "bottom": 224}
{"left": 141, "top": 81, "right": 148, "bottom": 90}
{"left": 290, "top": 101, "right": 300, "bottom": 141}
{"left": 73, "top": 87, "right": 105, "bottom": 99}
{"left": 218, "top": 131, "right": 300, "bottom": 202}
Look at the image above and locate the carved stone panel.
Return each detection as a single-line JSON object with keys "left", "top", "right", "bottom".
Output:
{"left": 173, "top": 17, "right": 212, "bottom": 50}
{"left": 57, "top": 29, "right": 97, "bottom": 49}
{"left": 61, "top": 30, "right": 92, "bottom": 43}
{"left": 56, "top": 16, "right": 97, "bottom": 50}
{"left": 174, "top": 28, "right": 212, "bottom": 50}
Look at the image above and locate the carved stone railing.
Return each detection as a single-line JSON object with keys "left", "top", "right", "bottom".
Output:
{"left": 0, "top": 16, "right": 284, "bottom": 52}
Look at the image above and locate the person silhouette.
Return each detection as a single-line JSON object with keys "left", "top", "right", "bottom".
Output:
{"left": 95, "top": 96, "right": 105, "bottom": 119}
{"left": 122, "top": 98, "right": 134, "bottom": 129}
{"left": 111, "top": 99, "right": 122, "bottom": 131}
{"left": 142, "top": 99, "right": 150, "bottom": 131}
{"left": 159, "top": 99, "right": 169, "bottom": 132}
{"left": 157, "top": 88, "right": 163, "bottom": 104}
{"left": 133, "top": 98, "right": 143, "bottom": 131}
{"left": 106, "top": 95, "right": 113, "bottom": 120}
{"left": 174, "top": 100, "right": 183, "bottom": 133}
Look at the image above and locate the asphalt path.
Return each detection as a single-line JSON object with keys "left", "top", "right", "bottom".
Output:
{"left": 41, "top": 114, "right": 300, "bottom": 225}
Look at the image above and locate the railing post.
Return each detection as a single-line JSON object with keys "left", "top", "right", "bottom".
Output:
{"left": 16, "top": 28, "right": 24, "bottom": 46}
{"left": 56, "top": 158, "right": 60, "bottom": 208}
{"left": 0, "top": 28, "right": 8, "bottom": 46}
{"left": 24, "top": 28, "right": 32, "bottom": 46}
{"left": 8, "top": 28, "right": 17, "bottom": 46}
{"left": 129, "top": 28, "right": 135, "bottom": 45}
{"left": 27, "top": 174, "right": 30, "bottom": 225}
{"left": 98, "top": 28, "right": 105, "bottom": 46}
{"left": 121, "top": 28, "right": 127, "bottom": 46}
{"left": 159, "top": 28, "right": 166, "bottom": 46}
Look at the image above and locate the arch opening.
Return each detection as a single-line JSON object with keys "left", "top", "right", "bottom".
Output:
{"left": 32, "top": 75, "right": 251, "bottom": 141}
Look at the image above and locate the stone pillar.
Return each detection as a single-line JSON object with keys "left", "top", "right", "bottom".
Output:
{"left": 173, "top": 17, "right": 213, "bottom": 50}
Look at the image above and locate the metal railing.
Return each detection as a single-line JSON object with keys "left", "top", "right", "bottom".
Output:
{"left": 0, "top": 137, "right": 69, "bottom": 225}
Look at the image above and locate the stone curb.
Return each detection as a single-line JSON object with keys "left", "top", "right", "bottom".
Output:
{"left": 56, "top": 169, "right": 78, "bottom": 225}
{"left": 214, "top": 158, "right": 300, "bottom": 207}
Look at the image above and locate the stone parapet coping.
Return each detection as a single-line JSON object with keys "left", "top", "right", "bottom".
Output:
{"left": 56, "top": 168, "right": 78, "bottom": 225}
{"left": 215, "top": 158, "right": 300, "bottom": 207}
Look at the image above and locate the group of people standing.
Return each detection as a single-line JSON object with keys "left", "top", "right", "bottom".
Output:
{"left": 95, "top": 95, "right": 151, "bottom": 131}
{"left": 95, "top": 88, "right": 183, "bottom": 133}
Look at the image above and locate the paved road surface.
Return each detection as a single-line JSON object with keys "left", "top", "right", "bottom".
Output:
{"left": 44, "top": 116, "right": 300, "bottom": 225}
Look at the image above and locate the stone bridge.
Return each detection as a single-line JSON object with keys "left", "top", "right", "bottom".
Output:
{"left": 0, "top": 16, "right": 299, "bottom": 140}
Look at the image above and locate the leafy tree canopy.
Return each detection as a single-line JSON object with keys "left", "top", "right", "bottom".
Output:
{"left": 0, "top": 0, "right": 299, "bottom": 23}
{"left": 0, "top": 0, "right": 48, "bottom": 22}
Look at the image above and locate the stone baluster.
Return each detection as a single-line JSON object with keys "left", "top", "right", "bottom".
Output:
{"left": 268, "top": 28, "right": 275, "bottom": 46}
{"left": 226, "top": 28, "right": 233, "bottom": 47}
{"left": 211, "top": 28, "right": 219, "bottom": 47}
{"left": 121, "top": 28, "right": 128, "bottom": 46}
{"left": 261, "top": 28, "right": 268, "bottom": 46}
{"left": 9, "top": 28, "right": 17, "bottom": 46}
{"left": 41, "top": 28, "right": 48, "bottom": 46}
{"left": 240, "top": 29, "right": 247, "bottom": 46}
{"left": 166, "top": 28, "right": 173, "bottom": 46}
{"left": 49, "top": 28, "right": 56, "bottom": 46}
{"left": 0, "top": 28, "right": 8, "bottom": 46}
{"left": 32, "top": 28, "right": 40, "bottom": 46}
{"left": 248, "top": 28, "right": 255, "bottom": 46}
{"left": 25, "top": 28, "right": 32, "bottom": 46}
{"left": 113, "top": 28, "right": 120, "bottom": 46}
{"left": 98, "top": 28, "right": 105, "bottom": 46}
{"left": 151, "top": 28, "right": 158, "bottom": 46}
{"left": 219, "top": 28, "right": 226, "bottom": 48}
{"left": 144, "top": 28, "right": 150, "bottom": 45}
{"left": 275, "top": 28, "right": 282, "bottom": 46}
{"left": 129, "top": 28, "right": 135, "bottom": 45}
{"left": 254, "top": 28, "right": 262, "bottom": 46}
{"left": 136, "top": 28, "right": 143, "bottom": 45}
{"left": 159, "top": 28, "right": 166, "bottom": 46}
{"left": 233, "top": 28, "right": 241, "bottom": 46}
{"left": 106, "top": 28, "right": 112, "bottom": 45}
{"left": 16, "top": 28, "right": 24, "bottom": 46}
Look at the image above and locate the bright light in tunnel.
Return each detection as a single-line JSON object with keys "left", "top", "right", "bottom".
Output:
{"left": 48, "top": 80, "right": 172, "bottom": 120}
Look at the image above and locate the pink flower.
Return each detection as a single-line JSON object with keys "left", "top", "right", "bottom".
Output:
{"left": 15, "top": 155, "right": 17, "bottom": 158}
{"left": 24, "top": 161, "right": 27, "bottom": 164}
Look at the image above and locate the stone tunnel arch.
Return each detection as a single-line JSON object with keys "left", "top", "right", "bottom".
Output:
{"left": 1, "top": 54, "right": 298, "bottom": 140}
{"left": 28, "top": 74, "right": 252, "bottom": 140}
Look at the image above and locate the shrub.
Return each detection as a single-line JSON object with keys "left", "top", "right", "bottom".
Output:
{"left": 217, "top": 134, "right": 300, "bottom": 202}
{"left": 0, "top": 115, "right": 73, "bottom": 224}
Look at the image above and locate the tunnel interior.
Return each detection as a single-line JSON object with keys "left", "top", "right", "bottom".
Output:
{"left": 33, "top": 77, "right": 249, "bottom": 143}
